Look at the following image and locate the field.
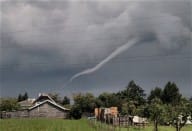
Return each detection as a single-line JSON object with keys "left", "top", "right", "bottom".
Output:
{"left": 0, "top": 118, "right": 192, "bottom": 131}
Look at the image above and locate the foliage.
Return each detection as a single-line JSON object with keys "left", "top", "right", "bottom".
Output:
{"left": 148, "top": 87, "right": 162, "bottom": 102}
{"left": 162, "top": 82, "right": 181, "bottom": 105}
{"left": 0, "top": 118, "right": 192, "bottom": 131}
{"left": 73, "top": 93, "right": 95, "bottom": 113}
{"left": 0, "top": 98, "right": 20, "bottom": 111}
{"left": 164, "top": 99, "right": 192, "bottom": 131}
{"left": 148, "top": 98, "right": 165, "bottom": 131}
{"left": 125, "top": 80, "right": 146, "bottom": 106}
{"left": 62, "top": 96, "right": 70, "bottom": 105}
{"left": 97, "top": 92, "right": 121, "bottom": 108}
{"left": 70, "top": 105, "right": 82, "bottom": 119}
{"left": 48, "top": 93, "right": 62, "bottom": 104}
{"left": 17, "top": 92, "right": 28, "bottom": 102}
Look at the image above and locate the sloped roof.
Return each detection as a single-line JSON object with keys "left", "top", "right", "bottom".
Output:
{"left": 19, "top": 99, "right": 35, "bottom": 107}
{"left": 28, "top": 100, "right": 70, "bottom": 111}
{"left": 33, "top": 93, "right": 55, "bottom": 104}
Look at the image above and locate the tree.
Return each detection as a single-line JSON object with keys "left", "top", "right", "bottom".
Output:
{"left": 165, "top": 98, "right": 192, "bottom": 131}
{"left": 162, "top": 82, "right": 181, "bottom": 105}
{"left": 62, "top": 96, "right": 70, "bottom": 105}
{"left": 148, "top": 87, "right": 162, "bottom": 102}
{"left": 148, "top": 98, "right": 165, "bottom": 131}
{"left": 48, "top": 93, "right": 62, "bottom": 104}
{"left": 97, "top": 92, "right": 121, "bottom": 108}
{"left": 189, "top": 97, "right": 192, "bottom": 102}
{"left": 23, "top": 92, "right": 28, "bottom": 101}
{"left": 73, "top": 93, "right": 95, "bottom": 113}
{"left": 70, "top": 105, "right": 82, "bottom": 119}
{"left": 126, "top": 80, "right": 146, "bottom": 106}
{"left": 0, "top": 98, "right": 20, "bottom": 111}
{"left": 17, "top": 94, "right": 22, "bottom": 102}
{"left": 17, "top": 92, "right": 28, "bottom": 102}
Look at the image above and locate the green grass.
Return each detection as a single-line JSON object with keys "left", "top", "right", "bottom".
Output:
{"left": 119, "top": 125, "right": 192, "bottom": 131}
{"left": 0, "top": 118, "right": 191, "bottom": 131}
{"left": 0, "top": 118, "right": 93, "bottom": 131}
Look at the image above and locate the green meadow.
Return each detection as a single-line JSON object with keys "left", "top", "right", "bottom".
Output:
{"left": 0, "top": 118, "right": 191, "bottom": 131}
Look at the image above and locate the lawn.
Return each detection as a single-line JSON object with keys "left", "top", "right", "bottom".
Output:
{"left": 0, "top": 118, "right": 191, "bottom": 131}
{"left": 0, "top": 118, "right": 93, "bottom": 131}
{"left": 120, "top": 125, "right": 192, "bottom": 131}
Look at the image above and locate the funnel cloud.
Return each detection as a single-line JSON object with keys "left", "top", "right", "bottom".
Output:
{"left": 70, "top": 39, "right": 138, "bottom": 82}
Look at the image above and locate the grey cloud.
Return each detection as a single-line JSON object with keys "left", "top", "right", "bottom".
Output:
{"left": 0, "top": 0, "right": 191, "bottom": 97}
{"left": 1, "top": 0, "right": 191, "bottom": 66}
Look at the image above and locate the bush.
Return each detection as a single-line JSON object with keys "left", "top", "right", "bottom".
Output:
{"left": 70, "top": 105, "right": 82, "bottom": 119}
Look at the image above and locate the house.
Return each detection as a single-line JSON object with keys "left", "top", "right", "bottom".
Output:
{"left": 18, "top": 98, "right": 35, "bottom": 109}
{"left": 28, "top": 93, "right": 70, "bottom": 118}
{"left": 2, "top": 93, "right": 70, "bottom": 119}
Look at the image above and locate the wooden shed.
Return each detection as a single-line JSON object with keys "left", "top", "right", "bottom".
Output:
{"left": 1, "top": 93, "right": 70, "bottom": 119}
{"left": 28, "top": 93, "right": 70, "bottom": 119}
{"left": 28, "top": 99, "right": 69, "bottom": 118}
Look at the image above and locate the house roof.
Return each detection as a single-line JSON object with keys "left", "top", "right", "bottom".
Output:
{"left": 33, "top": 93, "right": 55, "bottom": 104}
{"left": 19, "top": 99, "right": 35, "bottom": 107}
{"left": 28, "top": 100, "right": 70, "bottom": 111}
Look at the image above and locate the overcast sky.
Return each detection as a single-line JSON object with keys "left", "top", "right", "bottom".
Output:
{"left": 0, "top": 0, "right": 191, "bottom": 99}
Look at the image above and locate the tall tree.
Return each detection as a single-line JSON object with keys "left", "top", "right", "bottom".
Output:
{"left": 97, "top": 92, "right": 121, "bottom": 108}
{"left": 17, "top": 92, "right": 28, "bottom": 102}
{"left": 17, "top": 94, "right": 22, "bottom": 102}
{"left": 126, "top": 80, "right": 146, "bottom": 106}
{"left": 148, "top": 87, "right": 162, "bottom": 102}
{"left": 162, "top": 82, "right": 181, "bottom": 105}
{"left": 23, "top": 92, "right": 28, "bottom": 101}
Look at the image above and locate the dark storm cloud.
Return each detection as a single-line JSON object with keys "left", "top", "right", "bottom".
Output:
{"left": 0, "top": 0, "right": 191, "bottom": 97}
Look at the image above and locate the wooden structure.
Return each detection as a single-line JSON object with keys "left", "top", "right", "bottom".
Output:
{"left": 18, "top": 99, "right": 35, "bottom": 109}
{"left": 94, "top": 107, "right": 118, "bottom": 120}
{"left": 1, "top": 93, "right": 70, "bottom": 119}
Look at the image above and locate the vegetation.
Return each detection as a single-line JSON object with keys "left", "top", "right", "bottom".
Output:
{"left": 0, "top": 118, "right": 91, "bottom": 131}
{"left": 17, "top": 92, "right": 28, "bottom": 102}
{"left": 0, "top": 98, "right": 20, "bottom": 111}
{"left": 0, "top": 80, "right": 192, "bottom": 131}
{"left": 0, "top": 118, "right": 191, "bottom": 131}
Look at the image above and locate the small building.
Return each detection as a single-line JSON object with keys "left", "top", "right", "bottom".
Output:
{"left": 2, "top": 93, "right": 70, "bottom": 119}
{"left": 94, "top": 107, "right": 118, "bottom": 120}
{"left": 18, "top": 98, "right": 35, "bottom": 109}
{"left": 133, "top": 116, "right": 148, "bottom": 126}
{"left": 29, "top": 99, "right": 69, "bottom": 118}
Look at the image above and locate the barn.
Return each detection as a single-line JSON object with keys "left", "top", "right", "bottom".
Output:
{"left": 28, "top": 93, "right": 70, "bottom": 118}
{"left": 1, "top": 93, "right": 70, "bottom": 119}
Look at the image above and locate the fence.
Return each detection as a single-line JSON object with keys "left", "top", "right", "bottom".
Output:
{"left": 1, "top": 110, "right": 29, "bottom": 119}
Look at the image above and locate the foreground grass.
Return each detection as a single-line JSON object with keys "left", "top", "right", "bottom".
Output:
{"left": 120, "top": 125, "right": 192, "bottom": 131}
{"left": 0, "top": 118, "right": 191, "bottom": 131}
{"left": 0, "top": 118, "right": 93, "bottom": 131}
{"left": 92, "top": 121, "right": 192, "bottom": 131}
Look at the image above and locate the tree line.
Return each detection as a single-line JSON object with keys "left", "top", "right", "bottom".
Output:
{"left": 69, "top": 81, "right": 192, "bottom": 131}
{"left": 0, "top": 81, "right": 192, "bottom": 131}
